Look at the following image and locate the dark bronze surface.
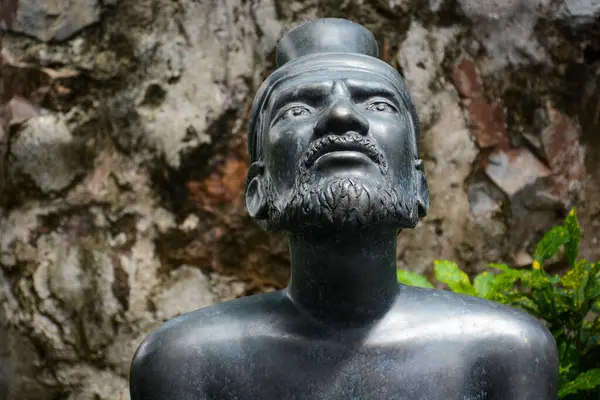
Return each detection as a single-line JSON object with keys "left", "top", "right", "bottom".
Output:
{"left": 130, "top": 18, "right": 558, "bottom": 400}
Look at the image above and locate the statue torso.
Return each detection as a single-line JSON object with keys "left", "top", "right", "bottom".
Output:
{"left": 196, "top": 320, "right": 488, "bottom": 400}
{"left": 131, "top": 286, "right": 555, "bottom": 400}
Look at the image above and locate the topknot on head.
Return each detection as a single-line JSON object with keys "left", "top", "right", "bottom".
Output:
{"left": 275, "top": 18, "right": 379, "bottom": 67}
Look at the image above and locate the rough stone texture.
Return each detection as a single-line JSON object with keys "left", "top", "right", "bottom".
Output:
{"left": 453, "top": 58, "right": 510, "bottom": 148}
{"left": 557, "top": 0, "right": 600, "bottom": 28}
{"left": 0, "top": 0, "right": 599, "bottom": 399}
{"left": 398, "top": 22, "right": 459, "bottom": 129}
{"left": 152, "top": 265, "right": 215, "bottom": 321}
{"left": 11, "top": 0, "right": 101, "bottom": 42}
{"left": 9, "top": 114, "right": 86, "bottom": 193}
{"left": 456, "top": 0, "right": 554, "bottom": 71}
{"left": 485, "top": 147, "right": 552, "bottom": 196}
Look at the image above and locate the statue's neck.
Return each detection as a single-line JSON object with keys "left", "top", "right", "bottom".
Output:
{"left": 285, "top": 225, "right": 400, "bottom": 327}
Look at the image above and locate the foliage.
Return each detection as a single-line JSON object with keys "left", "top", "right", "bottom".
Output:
{"left": 398, "top": 208, "right": 600, "bottom": 399}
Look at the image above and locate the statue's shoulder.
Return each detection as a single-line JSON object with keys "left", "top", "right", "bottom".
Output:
{"left": 134, "top": 289, "right": 287, "bottom": 355}
{"left": 129, "top": 290, "right": 288, "bottom": 399}
{"left": 394, "top": 286, "right": 558, "bottom": 397}
{"left": 395, "top": 285, "right": 556, "bottom": 350}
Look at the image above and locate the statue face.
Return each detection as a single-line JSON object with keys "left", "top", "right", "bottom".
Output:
{"left": 249, "top": 72, "right": 425, "bottom": 233}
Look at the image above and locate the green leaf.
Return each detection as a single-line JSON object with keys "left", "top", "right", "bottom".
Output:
{"left": 397, "top": 269, "right": 434, "bottom": 288}
{"left": 434, "top": 260, "right": 477, "bottom": 296}
{"left": 592, "top": 298, "right": 600, "bottom": 313}
{"left": 563, "top": 208, "right": 581, "bottom": 267}
{"left": 558, "top": 369, "right": 600, "bottom": 398}
{"left": 491, "top": 273, "right": 523, "bottom": 292}
{"left": 496, "top": 293, "right": 540, "bottom": 315}
{"left": 557, "top": 337, "right": 581, "bottom": 385}
{"left": 580, "top": 318, "right": 600, "bottom": 349}
{"left": 488, "top": 263, "right": 515, "bottom": 273}
{"left": 488, "top": 263, "right": 530, "bottom": 280}
{"left": 486, "top": 263, "right": 565, "bottom": 321}
{"left": 521, "top": 268, "right": 560, "bottom": 288}
{"left": 561, "top": 260, "right": 590, "bottom": 311}
{"left": 473, "top": 272, "right": 496, "bottom": 299}
{"left": 481, "top": 266, "right": 524, "bottom": 297}
{"left": 510, "top": 268, "right": 563, "bottom": 322}
{"left": 561, "top": 260, "right": 589, "bottom": 290}
{"left": 588, "top": 262, "right": 600, "bottom": 300}
{"left": 531, "top": 290, "right": 560, "bottom": 322}
{"left": 533, "top": 226, "right": 570, "bottom": 266}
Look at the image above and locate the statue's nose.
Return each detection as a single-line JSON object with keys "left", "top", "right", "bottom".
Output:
{"left": 314, "top": 100, "right": 369, "bottom": 137}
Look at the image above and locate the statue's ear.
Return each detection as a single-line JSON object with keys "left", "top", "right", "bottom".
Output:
{"left": 415, "top": 159, "right": 429, "bottom": 218}
{"left": 245, "top": 161, "right": 269, "bottom": 220}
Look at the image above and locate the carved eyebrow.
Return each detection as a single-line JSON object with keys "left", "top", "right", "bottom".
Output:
{"left": 345, "top": 79, "right": 402, "bottom": 107}
{"left": 271, "top": 81, "right": 333, "bottom": 112}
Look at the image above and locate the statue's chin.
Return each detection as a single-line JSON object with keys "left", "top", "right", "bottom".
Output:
{"left": 268, "top": 177, "right": 416, "bottom": 233}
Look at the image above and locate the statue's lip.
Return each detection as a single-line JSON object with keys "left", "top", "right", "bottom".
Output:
{"left": 304, "top": 137, "right": 380, "bottom": 169}
{"left": 312, "top": 151, "right": 375, "bottom": 170}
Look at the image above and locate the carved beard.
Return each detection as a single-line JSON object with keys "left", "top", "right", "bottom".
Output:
{"left": 265, "top": 135, "right": 419, "bottom": 233}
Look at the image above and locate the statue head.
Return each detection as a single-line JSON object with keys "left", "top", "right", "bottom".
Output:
{"left": 246, "top": 18, "right": 429, "bottom": 234}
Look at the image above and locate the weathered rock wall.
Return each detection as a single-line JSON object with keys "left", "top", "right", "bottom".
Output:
{"left": 0, "top": 0, "right": 598, "bottom": 399}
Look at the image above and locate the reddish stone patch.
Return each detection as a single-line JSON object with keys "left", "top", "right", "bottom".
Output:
{"left": 467, "top": 100, "right": 508, "bottom": 148}
{"left": 453, "top": 59, "right": 483, "bottom": 99}
{"left": 186, "top": 158, "right": 249, "bottom": 212}
{"left": 541, "top": 102, "right": 584, "bottom": 180}
{"left": 186, "top": 102, "right": 252, "bottom": 213}
{"left": 452, "top": 58, "right": 509, "bottom": 149}
{"left": 539, "top": 101, "right": 585, "bottom": 201}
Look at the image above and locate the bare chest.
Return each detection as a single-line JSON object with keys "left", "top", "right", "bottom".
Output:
{"left": 199, "top": 337, "right": 490, "bottom": 400}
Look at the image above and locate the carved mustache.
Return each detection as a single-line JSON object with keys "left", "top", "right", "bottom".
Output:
{"left": 301, "top": 133, "right": 385, "bottom": 169}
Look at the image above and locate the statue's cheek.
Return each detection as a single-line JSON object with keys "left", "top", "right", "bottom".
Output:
{"left": 368, "top": 119, "right": 414, "bottom": 174}
{"left": 271, "top": 123, "right": 313, "bottom": 157}
{"left": 265, "top": 129, "right": 302, "bottom": 184}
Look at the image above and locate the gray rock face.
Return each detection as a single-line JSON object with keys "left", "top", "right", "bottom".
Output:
{"left": 9, "top": 115, "right": 84, "bottom": 193}
{"left": 152, "top": 266, "right": 216, "bottom": 321}
{"left": 0, "top": 0, "right": 599, "bottom": 399}
{"left": 398, "top": 22, "right": 459, "bottom": 129}
{"left": 457, "top": 0, "right": 550, "bottom": 70}
{"left": 485, "top": 148, "right": 551, "bottom": 197}
{"left": 558, "top": 0, "right": 600, "bottom": 27}
{"left": 11, "top": 0, "right": 101, "bottom": 42}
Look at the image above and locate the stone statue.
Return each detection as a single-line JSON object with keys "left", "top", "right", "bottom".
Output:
{"left": 130, "top": 18, "right": 558, "bottom": 400}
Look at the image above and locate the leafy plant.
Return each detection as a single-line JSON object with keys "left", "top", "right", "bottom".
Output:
{"left": 398, "top": 208, "right": 600, "bottom": 399}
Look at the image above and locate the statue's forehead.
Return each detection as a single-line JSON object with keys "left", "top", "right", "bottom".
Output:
{"left": 265, "top": 70, "right": 402, "bottom": 110}
{"left": 271, "top": 69, "right": 396, "bottom": 94}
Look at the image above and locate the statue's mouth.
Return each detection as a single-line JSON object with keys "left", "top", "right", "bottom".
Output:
{"left": 303, "top": 134, "right": 382, "bottom": 169}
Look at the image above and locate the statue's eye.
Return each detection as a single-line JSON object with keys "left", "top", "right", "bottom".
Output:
{"left": 283, "top": 105, "right": 311, "bottom": 119}
{"left": 366, "top": 101, "right": 396, "bottom": 113}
